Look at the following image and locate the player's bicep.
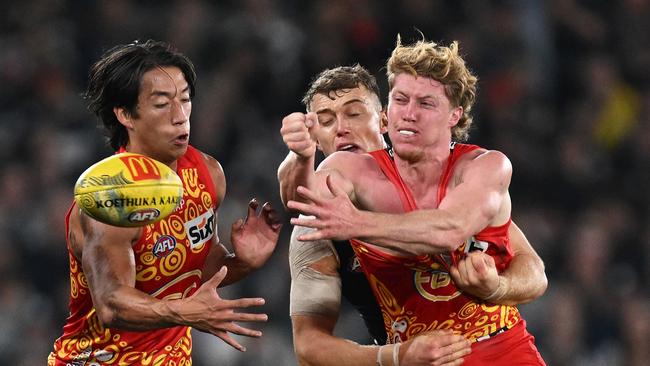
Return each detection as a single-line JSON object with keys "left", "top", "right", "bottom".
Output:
{"left": 81, "top": 215, "right": 140, "bottom": 300}
{"left": 289, "top": 226, "right": 342, "bottom": 317}
{"left": 440, "top": 151, "right": 512, "bottom": 230}
{"left": 313, "top": 152, "right": 356, "bottom": 200}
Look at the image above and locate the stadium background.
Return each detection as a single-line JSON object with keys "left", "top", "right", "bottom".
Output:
{"left": 0, "top": 1, "right": 648, "bottom": 365}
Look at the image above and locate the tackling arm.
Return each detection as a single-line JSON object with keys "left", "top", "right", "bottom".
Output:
{"left": 450, "top": 221, "right": 548, "bottom": 305}
{"left": 490, "top": 222, "right": 547, "bottom": 304}
{"left": 290, "top": 150, "right": 512, "bottom": 256}
{"left": 289, "top": 226, "right": 470, "bottom": 366}
{"left": 279, "top": 151, "right": 316, "bottom": 208}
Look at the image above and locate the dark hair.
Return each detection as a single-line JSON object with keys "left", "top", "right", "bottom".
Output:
{"left": 85, "top": 40, "right": 197, "bottom": 150}
{"left": 302, "top": 64, "right": 381, "bottom": 111}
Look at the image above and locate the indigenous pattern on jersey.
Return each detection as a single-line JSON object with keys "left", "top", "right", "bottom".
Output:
{"left": 350, "top": 143, "right": 520, "bottom": 344}
{"left": 49, "top": 145, "right": 217, "bottom": 366}
{"left": 333, "top": 240, "right": 387, "bottom": 344}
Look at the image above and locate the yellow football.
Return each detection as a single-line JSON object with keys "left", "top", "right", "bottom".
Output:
{"left": 74, "top": 153, "right": 183, "bottom": 227}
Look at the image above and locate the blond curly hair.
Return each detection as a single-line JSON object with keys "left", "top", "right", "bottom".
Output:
{"left": 386, "top": 36, "right": 478, "bottom": 142}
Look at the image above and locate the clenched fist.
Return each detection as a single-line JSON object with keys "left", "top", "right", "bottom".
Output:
{"left": 280, "top": 112, "right": 319, "bottom": 159}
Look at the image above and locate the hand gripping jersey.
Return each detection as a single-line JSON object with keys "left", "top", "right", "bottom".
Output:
{"left": 49, "top": 145, "right": 217, "bottom": 366}
{"left": 350, "top": 144, "right": 545, "bottom": 365}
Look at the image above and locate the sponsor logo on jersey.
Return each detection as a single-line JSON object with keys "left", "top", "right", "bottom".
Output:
{"left": 128, "top": 208, "right": 161, "bottom": 223}
{"left": 153, "top": 235, "right": 177, "bottom": 258}
{"left": 184, "top": 208, "right": 215, "bottom": 249}
{"left": 119, "top": 155, "right": 161, "bottom": 181}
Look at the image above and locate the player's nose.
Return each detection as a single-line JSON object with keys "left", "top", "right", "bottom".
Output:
{"left": 335, "top": 117, "right": 350, "bottom": 135}
{"left": 171, "top": 100, "right": 189, "bottom": 125}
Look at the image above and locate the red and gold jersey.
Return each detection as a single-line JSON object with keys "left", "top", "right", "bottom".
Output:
{"left": 350, "top": 144, "right": 520, "bottom": 344}
{"left": 49, "top": 145, "right": 217, "bottom": 366}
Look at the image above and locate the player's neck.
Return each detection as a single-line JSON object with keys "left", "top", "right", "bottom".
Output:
{"left": 393, "top": 143, "right": 451, "bottom": 194}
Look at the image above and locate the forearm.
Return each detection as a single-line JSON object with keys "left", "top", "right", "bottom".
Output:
{"left": 278, "top": 152, "right": 316, "bottom": 208}
{"left": 297, "top": 335, "right": 378, "bottom": 366}
{"left": 95, "top": 285, "right": 184, "bottom": 330}
{"left": 293, "top": 316, "right": 378, "bottom": 366}
{"left": 490, "top": 253, "right": 547, "bottom": 305}
{"left": 356, "top": 209, "right": 463, "bottom": 255}
{"left": 202, "top": 242, "right": 251, "bottom": 287}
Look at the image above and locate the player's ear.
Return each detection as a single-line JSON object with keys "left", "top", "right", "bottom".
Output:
{"left": 449, "top": 106, "right": 463, "bottom": 127}
{"left": 379, "top": 108, "right": 388, "bottom": 134}
{"left": 114, "top": 107, "right": 134, "bottom": 129}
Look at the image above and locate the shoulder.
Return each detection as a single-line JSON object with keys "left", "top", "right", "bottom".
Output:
{"left": 459, "top": 148, "right": 512, "bottom": 187}
{"left": 463, "top": 148, "right": 511, "bottom": 174}
{"left": 68, "top": 202, "right": 142, "bottom": 259}
{"left": 195, "top": 149, "right": 226, "bottom": 202}
{"left": 318, "top": 151, "right": 379, "bottom": 173}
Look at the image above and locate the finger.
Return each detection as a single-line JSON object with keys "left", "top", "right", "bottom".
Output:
{"left": 305, "top": 112, "right": 318, "bottom": 128}
{"left": 325, "top": 174, "right": 347, "bottom": 198}
{"left": 297, "top": 229, "right": 327, "bottom": 242}
{"left": 483, "top": 252, "right": 496, "bottom": 269}
{"left": 262, "top": 202, "right": 282, "bottom": 231}
{"left": 290, "top": 217, "right": 325, "bottom": 230}
{"left": 449, "top": 265, "right": 464, "bottom": 287}
{"left": 282, "top": 112, "right": 308, "bottom": 130}
{"left": 437, "top": 339, "right": 471, "bottom": 365}
{"left": 206, "top": 266, "right": 228, "bottom": 288}
{"left": 457, "top": 259, "right": 471, "bottom": 284}
{"left": 247, "top": 198, "right": 260, "bottom": 221}
{"left": 287, "top": 200, "right": 320, "bottom": 217}
{"left": 295, "top": 185, "right": 322, "bottom": 203}
{"left": 231, "top": 218, "right": 245, "bottom": 233}
{"left": 222, "top": 322, "right": 264, "bottom": 338}
{"left": 468, "top": 252, "right": 489, "bottom": 277}
{"left": 221, "top": 297, "right": 266, "bottom": 309}
{"left": 227, "top": 311, "right": 269, "bottom": 323}
{"left": 214, "top": 330, "right": 247, "bottom": 352}
{"left": 284, "top": 131, "right": 312, "bottom": 143}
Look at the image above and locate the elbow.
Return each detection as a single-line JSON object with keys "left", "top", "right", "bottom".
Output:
{"left": 529, "top": 256, "right": 548, "bottom": 301}
{"left": 519, "top": 260, "right": 549, "bottom": 304}
{"left": 437, "top": 211, "right": 472, "bottom": 252}
{"left": 436, "top": 223, "right": 468, "bottom": 253}
{"left": 95, "top": 302, "right": 119, "bottom": 328}
{"left": 95, "top": 294, "right": 126, "bottom": 328}
{"left": 534, "top": 262, "right": 549, "bottom": 299}
{"left": 294, "top": 340, "right": 318, "bottom": 366}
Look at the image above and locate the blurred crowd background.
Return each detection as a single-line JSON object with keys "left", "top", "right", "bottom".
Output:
{"left": 1, "top": 0, "right": 649, "bottom": 365}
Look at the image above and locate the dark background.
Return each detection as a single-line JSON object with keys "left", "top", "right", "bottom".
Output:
{"left": 0, "top": 1, "right": 648, "bottom": 365}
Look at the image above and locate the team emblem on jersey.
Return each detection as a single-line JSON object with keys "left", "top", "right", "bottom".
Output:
{"left": 184, "top": 208, "right": 215, "bottom": 249}
{"left": 153, "top": 235, "right": 177, "bottom": 258}
{"left": 414, "top": 268, "right": 461, "bottom": 302}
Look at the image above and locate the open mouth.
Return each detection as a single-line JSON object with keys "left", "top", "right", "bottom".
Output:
{"left": 337, "top": 143, "right": 359, "bottom": 152}
{"left": 174, "top": 133, "right": 189, "bottom": 145}
{"left": 398, "top": 129, "right": 415, "bottom": 136}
